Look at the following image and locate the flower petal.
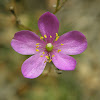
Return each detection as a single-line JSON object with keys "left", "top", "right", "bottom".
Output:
{"left": 52, "top": 52, "right": 76, "bottom": 70}
{"left": 54, "top": 31, "right": 87, "bottom": 55}
{"left": 38, "top": 12, "right": 59, "bottom": 42}
{"left": 21, "top": 52, "right": 47, "bottom": 79}
{"left": 11, "top": 30, "right": 44, "bottom": 55}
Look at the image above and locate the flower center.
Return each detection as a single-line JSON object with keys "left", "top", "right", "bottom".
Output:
{"left": 46, "top": 43, "right": 53, "bottom": 52}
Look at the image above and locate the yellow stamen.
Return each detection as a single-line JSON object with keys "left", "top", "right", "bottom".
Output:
{"left": 40, "top": 55, "right": 43, "bottom": 57}
{"left": 43, "top": 52, "right": 45, "bottom": 54}
{"left": 44, "top": 35, "right": 47, "bottom": 38}
{"left": 40, "top": 36, "right": 44, "bottom": 40}
{"left": 52, "top": 55, "right": 55, "bottom": 57}
{"left": 58, "top": 49, "right": 61, "bottom": 53}
{"left": 45, "top": 56, "right": 49, "bottom": 59}
{"left": 36, "top": 49, "right": 39, "bottom": 52}
{"left": 56, "top": 33, "right": 58, "bottom": 37}
{"left": 49, "top": 59, "right": 52, "bottom": 63}
{"left": 61, "top": 43, "right": 64, "bottom": 45}
{"left": 36, "top": 46, "right": 39, "bottom": 48}
{"left": 44, "top": 60, "right": 47, "bottom": 63}
{"left": 36, "top": 43, "right": 39, "bottom": 45}
{"left": 50, "top": 35, "right": 52, "bottom": 38}
{"left": 55, "top": 36, "right": 59, "bottom": 41}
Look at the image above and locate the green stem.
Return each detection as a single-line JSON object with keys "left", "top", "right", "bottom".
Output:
{"left": 55, "top": 0, "right": 60, "bottom": 13}
{"left": 16, "top": 20, "right": 32, "bottom": 31}
{"left": 53, "top": 0, "right": 67, "bottom": 14}
{"left": 9, "top": 6, "right": 32, "bottom": 31}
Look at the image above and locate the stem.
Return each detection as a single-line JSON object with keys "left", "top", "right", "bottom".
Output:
{"left": 53, "top": 0, "right": 67, "bottom": 14}
{"left": 9, "top": 6, "right": 32, "bottom": 31}
{"left": 16, "top": 20, "right": 32, "bottom": 31}
{"left": 55, "top": 0, "right": 60, "bottom": 13}
{"left": 55, "top": 68, "right": 62, "bottom": 74}
{"left": 42, "top": 62, "right": 52, "bottom": 77}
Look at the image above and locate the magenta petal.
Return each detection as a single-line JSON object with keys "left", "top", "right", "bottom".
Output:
{"left": 21, "top": 53, "right": 47, "bottom": 79}
{"left": 54, "top": 31, "right": 87, "bottom": 55}
{"left": 11, "top": 30, "right": 44, "bottom": 55}
{"left": 52, "top": 52, "right": 76, "bottom": 70}
{"left": 38, "top": 12, "right": 59, "bottom": 42}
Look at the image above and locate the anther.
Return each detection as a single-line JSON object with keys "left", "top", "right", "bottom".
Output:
{"left": 50, "top": 35, "right": 52, "bottom": 38}
{"left": 40, "top": 36, "right": 44, "bottom": 40}
{"left": 45, "top": 56, "right": 49, "bottom": 59}
{"left": 56, "top": 33, "right": 58, "bottom": 37}
{"left": 49, "top": 59, "right": 52, "bottom": 63}
{"left": 40, "top": 55, "right": 43, "bottom": 57}
{"left": 44, "top": 35, "right": 47, "bottom": 38}
{"left": 52, "top": 55, "right": 55, "bottom": 57}
{"left": 36, "top": 43, "right": 39, "bottom": 45}
{"left": 58, "top": 49, "right": 61, "bottom": 53}
{"left": 43, "top": 52, "right": 45, "bottom": 54}
{"left": 61, "top": 43, "right": 64, "bottom": 45}
{"left": 36, "top": 49, "right": 39, "bottom": 52}
{"left": 36, "top": 46, "right": 39, "bottom": 48}
{"left": 55, "top": 36, "right": 59, "bottom": 41}
{"left": 44, "top": 60, "right": 47, "bottom": 63}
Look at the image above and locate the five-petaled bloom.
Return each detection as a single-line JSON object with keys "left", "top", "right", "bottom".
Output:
{"left": 11, "top": 12, "right": 87, "bottom": 79}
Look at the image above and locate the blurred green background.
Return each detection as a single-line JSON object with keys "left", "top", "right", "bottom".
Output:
{"left": 0, "top": 0, "right": 100, "bottom": 100}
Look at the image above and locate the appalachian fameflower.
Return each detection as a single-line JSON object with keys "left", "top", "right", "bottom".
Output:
{"left": 11, "top": 12, "right": 87, "bottom": 79}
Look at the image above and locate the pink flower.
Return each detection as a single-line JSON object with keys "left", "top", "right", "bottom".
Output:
{"left": 11, "top": 12, "right": 87, "bottom": 79}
